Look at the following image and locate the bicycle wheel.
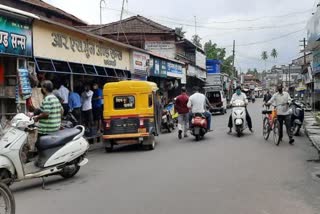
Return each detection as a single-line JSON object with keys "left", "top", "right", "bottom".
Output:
{"left": 263, "top": 117, "right": 270, "bottom": 140}
{"left": 0, "top": 183, "right": 15, "bottom": 214}
{"left": 273, "top": 119, "right": 281, "bottom": 146}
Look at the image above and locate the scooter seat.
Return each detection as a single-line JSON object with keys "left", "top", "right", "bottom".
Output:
{"left": 37, "top": 128, "right": 81, "bottom": 151}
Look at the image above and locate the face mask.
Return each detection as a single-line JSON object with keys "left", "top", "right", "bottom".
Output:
{"left": 278, "top": 89, "right": 283, "bottom": 93}
{"left": 236, "top": 90, "right": 241, "bottom": 95}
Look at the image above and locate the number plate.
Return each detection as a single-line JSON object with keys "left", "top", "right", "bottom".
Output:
{"left": 138, "top": 128, "right": 147, "bottom": 133}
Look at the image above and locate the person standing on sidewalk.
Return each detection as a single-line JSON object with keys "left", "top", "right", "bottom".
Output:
{"left": 58, "top": 81, "right": 69, "bottom": 116}
{"left": 92, "top": 83, "right": 103, "bottom": 133}
{"left": 81, "top": 84, "right": 94, "bottom": 130}
{"left": 68, "top": 89, "right": 82, "bottom": 124}
{"left": 175, "top": 87, "right": 189, "bottom": 139}
{"left": 266, "top": 84, "right": 294, "bottom": 145}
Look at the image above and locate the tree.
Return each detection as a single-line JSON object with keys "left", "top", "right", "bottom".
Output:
{"left": 270, "top": 48, "right": 278, "bottom": 63}
{"left": 192, "top": 34, "right": 202, "bottom": 48}
{"left": 261, "top": 51, "right": 268, "bottom": 71}
{"left": 204, "top": 40, "right": 233, "bottom": 76}
{"left": 175, "top": 27, "right": 186, "bottom": 38}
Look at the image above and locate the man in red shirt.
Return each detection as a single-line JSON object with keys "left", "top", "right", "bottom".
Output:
{"left": 175, "top": 87, "right": 190, "bottom": 139}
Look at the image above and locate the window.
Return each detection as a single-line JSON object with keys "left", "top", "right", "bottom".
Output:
{"left": 114, "top": 96, "right": 135, "bottom": 109}
{"left": 84, "top": 64, "right": 97, "bottom": 75}
{"left": 105, "top": 68, "right": 117, "bottom": 77}
{"left": 148, "top": 94, "right": 153, "bottom": 107}
{"left": 53, "top": 60, "right": 71, "bottom": 73}
{"left": 69, "top": 63, "right": 85, "bottom": 74}
{"left": 36, "top": 58, "right": 54, "bottom": 72}
{"left": 95, "top": 66, "right": 107, "bottom": 76}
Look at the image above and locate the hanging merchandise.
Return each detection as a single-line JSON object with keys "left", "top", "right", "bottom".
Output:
{"left": 17, "top": 69, "right": 32, "bottom": 100}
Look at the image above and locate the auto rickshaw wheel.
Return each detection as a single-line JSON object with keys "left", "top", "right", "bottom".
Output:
{"left": 105, "top": 141, "right": 114, "bottom": 153}
{"left": 142, "top": 135, "right": 156, "bottom": 151}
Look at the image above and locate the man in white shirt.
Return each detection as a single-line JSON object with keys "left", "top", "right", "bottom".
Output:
{"left": 266, "top": 84, "right": 294, "bottom": 144}
{"left": 81, "top": 84, "right": 94, "bottom": 128}
{"left": 228, "top": 86, "right": 253, "bottom": 133}
{"left": 58, "top": 82, "right": 70, "bottom": 116}
{"left": 187, "top": 87, "right": 212, "bottom": 131}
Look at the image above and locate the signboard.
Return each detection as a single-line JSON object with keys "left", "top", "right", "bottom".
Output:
{"left": 312, "top": 50, "right": 320, "bottom": 74}
{"left": 149, "top": 57, "right": 167, "bottom": 77}
{"left": 196, "top": 50, "right": 206, "bottom": 70}
{"left": 33, "top": 21, "right": 130, "bottom": 70}
{"left": 206, "top": 60, "right": 221, "bottom": 74}
{"left": 314, "top": 76, "right": 320, "bottom": 92}
{"left": 132, "top": 51, "right": 150, "bottom": 72}
{"left": 0, "top": 15, "right": 32, "bottom": 57}
{"left": 145, "top": 41, "right": 176, "bottom": 59}
{"left": 167, "top": 62, "right": 183, "bottom": 78}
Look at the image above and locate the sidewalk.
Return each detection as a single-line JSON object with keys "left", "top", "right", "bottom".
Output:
{"left": 304, "top": 112, "right": 320, "bottom": 153}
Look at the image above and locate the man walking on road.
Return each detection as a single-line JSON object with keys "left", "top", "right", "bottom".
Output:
{"left": 266, "top": 84, "right": 294, "bottom": 145}
{"left": 175, "top": 87, "right": 189, "bottom": 139}
{"left": 264, "top": 90, "right": 272, "bottom": 103}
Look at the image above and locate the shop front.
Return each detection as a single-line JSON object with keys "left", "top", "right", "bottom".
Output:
{"left": 32, "top": 20, "right": 131, "bottom": 93}
{"left": 186, "top": 65, "right": 206, "bottom": 94}
{"left": 147, "top": 56, "right": 183, "bottom": 102}
{"left": 0, "top": 9, "right": 35, "bottom": 117}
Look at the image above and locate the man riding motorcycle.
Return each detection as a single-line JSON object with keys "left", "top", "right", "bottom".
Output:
{"left": 187, "top": 87, "right": 212, "bottom": 131}
{"left": 228, "top": 86, "right": 253, "bottom": 133}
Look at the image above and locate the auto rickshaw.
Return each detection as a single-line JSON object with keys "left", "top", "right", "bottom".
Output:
{"left": 103, "top": 81, "right": 161, "bottom": 152}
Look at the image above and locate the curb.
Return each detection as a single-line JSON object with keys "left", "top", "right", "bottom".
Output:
{"left": 304, "top": 112, "right": 320, "bottom": 152}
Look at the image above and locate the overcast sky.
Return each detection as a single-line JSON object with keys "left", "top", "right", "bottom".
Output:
{"left": 46, "top": 0, "right": 317, "bottom": 72}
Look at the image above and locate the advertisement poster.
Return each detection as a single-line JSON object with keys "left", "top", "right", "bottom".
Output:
{"left": 133, "top": 51, "right": 150, "bottom": 72}
{"left": 0, "top": 15, "right": 32, "bottom": 57}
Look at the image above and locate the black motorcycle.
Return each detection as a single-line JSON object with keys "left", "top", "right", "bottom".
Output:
{"left": 290, "top": 99, "right": 305, "bottom": 136}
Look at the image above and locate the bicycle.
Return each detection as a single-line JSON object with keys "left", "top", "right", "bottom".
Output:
{"left": 0, "top": 182, "right": 15, "bottom": 214}
{"left": 262, "top": 105, "right": 281, "bottom": 146}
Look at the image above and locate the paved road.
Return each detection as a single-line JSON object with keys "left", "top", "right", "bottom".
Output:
{"left": 13, "top": 99, "right": 320, "bottom": 214}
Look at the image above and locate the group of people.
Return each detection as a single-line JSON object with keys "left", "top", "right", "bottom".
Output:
{"left": 37, "top": 80, "right": 104, "bottom": 136}
{"left": 174, "top": 84, "right": 295, "bottom": 145}
{"left": 174, "top": 86, "right": 212, "bottom": 139}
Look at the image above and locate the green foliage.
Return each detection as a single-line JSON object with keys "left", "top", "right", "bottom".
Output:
{"left": 261, "top": 51, "right": 268, "bottom": 61}
{"left": 175, "top": 27, "right": 186, "bottom": 38}
{"left": 192, "top": 34, "right": 202, "bottom": 48}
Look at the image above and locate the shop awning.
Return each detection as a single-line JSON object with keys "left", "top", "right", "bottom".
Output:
{"left": 34, "top": 57, "right": 130, "bottom": 79}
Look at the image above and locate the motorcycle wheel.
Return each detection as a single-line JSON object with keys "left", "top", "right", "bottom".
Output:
{"left": 195, "top": 135, "right": 200, "bottom": 141}
{"left": 236, "top": 126, "right": 241, "bottom": 137}
{"left": 293, "top": 124, "right": 301, "bottom": 136}
{"left": 0, "top": 183, "right": 15, "bottom": 214}
{"left": 60, "top": 163, "right": 80, "bottom": 179}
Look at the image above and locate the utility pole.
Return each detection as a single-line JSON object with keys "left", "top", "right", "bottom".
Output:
{"left": 117, "top": 0, "right": 126, "bottom": 40}
{"left": 99, "top": 0, "right": 106, "bottom": 35}
{"left": 194, "top": 16, "right": 197, "bottom": 35}
{"left": 232, "top": 40, "right": 236, "bottom": 78}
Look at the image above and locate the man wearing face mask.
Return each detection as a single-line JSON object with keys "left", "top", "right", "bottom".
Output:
{"left": 266, "top": 84, "right": 294, "bottom": 144}
{"left": 228, "top": 86, "right": 253, "bottom": 133}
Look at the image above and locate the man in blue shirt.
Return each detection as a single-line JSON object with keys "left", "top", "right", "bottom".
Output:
{"left": 92, "top": 83, "right": 103, "bottom": 132}
{"left": 68, "top": 90, "right": 82, "bottom": 125}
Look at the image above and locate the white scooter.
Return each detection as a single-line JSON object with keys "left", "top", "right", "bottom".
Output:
{"left": 0, "top": 113, "right": 89, "bottom": 187}
{"left": 231, "top": 100, "right": 247, "bottom": 137}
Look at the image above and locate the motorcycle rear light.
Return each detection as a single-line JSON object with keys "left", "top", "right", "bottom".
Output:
{"left": 139, "top": 118, "right": 145, "bottom": 128}
{"left": 105, "top": 120, "right": 111, "bottom": 129}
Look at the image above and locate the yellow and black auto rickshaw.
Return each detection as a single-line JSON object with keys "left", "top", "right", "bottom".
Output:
{"left": 103, "top": 81, "right": 161, "bottom": 152}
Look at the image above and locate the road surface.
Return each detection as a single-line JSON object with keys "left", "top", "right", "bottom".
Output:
{"left": 13, "top": 99, "right": 320, "bottom": 214}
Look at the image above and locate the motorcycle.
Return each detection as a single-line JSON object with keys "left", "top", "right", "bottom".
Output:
{"left": 231, "top": 100, "right": 247, "bottom": 137}
{"left": 190, "top": 113, "right": 207, "bottom": 141}
{"left": 290, "top": 99, "right": 305, "bottom": 136}
{"left": 0, "top": 113, "right": 89, "bottom": 186}
{"left": 161, "top": 103, "right": 175, "bottom": 133}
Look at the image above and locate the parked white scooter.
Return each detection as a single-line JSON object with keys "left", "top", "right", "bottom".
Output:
{"left": 231, "top": 100, "right": 247, "bottom": 137}
{"left": 0, "top": 113, "right": 89, "bottom": 187}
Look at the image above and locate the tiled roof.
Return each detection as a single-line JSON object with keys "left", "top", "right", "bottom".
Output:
{"left": 20, "top": 0, "right": 86, "bottom": 25}
{"left": 78, "top": 15, "right": 174, "bottom": 34}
